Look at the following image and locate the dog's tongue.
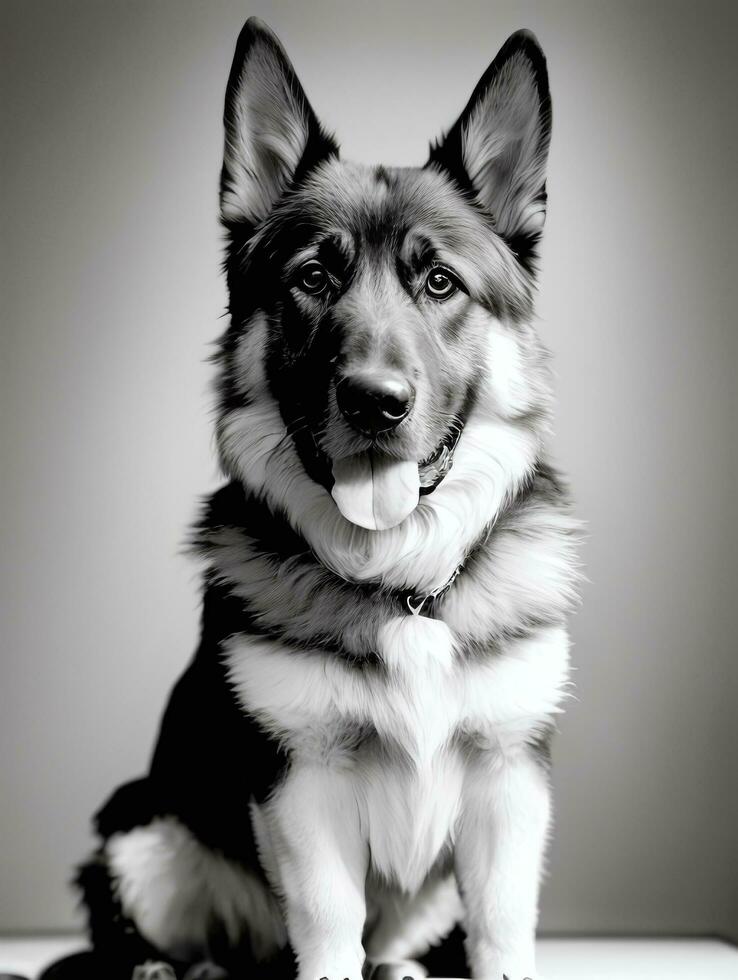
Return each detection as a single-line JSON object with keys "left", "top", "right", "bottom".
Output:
{"left": 331, "top": 452, "right": 420, "bottom": 530}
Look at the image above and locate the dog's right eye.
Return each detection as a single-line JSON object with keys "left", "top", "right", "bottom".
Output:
{"left": 425, "top": 267, "right": 460, "bottom": 300}
{"left": 296, "top": 260, "right": 329, "bottom": 296}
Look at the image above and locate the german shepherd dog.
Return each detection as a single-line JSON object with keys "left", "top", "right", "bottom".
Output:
{"left": 42, "top": 17, "right": 579, "bottom": 980}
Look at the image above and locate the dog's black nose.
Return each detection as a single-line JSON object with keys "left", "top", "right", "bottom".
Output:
{"left": 336, "top": 373, "right": 414, "bottom": 436}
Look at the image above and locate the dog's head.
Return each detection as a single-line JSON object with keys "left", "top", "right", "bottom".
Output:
{"left": 215, "top": 19, "right": 553, "bottom": 578}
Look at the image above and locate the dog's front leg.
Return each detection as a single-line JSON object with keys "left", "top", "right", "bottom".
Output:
{"left": 266, "top": 758, "right": 368, "bottom": 980}
{"left": 455, "top": 749, "right": 550, "bottom": 980}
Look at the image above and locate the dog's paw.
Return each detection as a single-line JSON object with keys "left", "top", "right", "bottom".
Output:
{"left": 132, "top": 963, "right": 177, "bottom": 980}
{"left": 369, "top": 960, "right": 428, "bottom": 980}
{"left": 316, "top": 975, "right": 361, "bottom": 980}
{"left": 182, "top": 964, "right": 229, "bottom": 980}
{"left": 312, "top": 971, "right": 363, "bottom": 980}
{"left": 315, "top": 975, "right": 360, "bottom": 980}
{"left": 300, "top": 959, "right": 364, "bottom": 980}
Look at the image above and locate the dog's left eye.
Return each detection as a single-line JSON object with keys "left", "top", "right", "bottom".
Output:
{"left": 425, "top": 267, "right": 459, "bottom": 300}
{"left": 297, "top": 260, "right": 329, "bottom": 296}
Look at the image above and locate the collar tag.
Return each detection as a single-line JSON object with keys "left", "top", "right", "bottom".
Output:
{"left": 405, "top": 561, "right": 464, "bottom": 618}
{"left": 406, "top": 593, "right": 431, "bottom": 616}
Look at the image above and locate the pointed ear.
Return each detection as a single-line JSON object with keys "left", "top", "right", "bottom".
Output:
{"left": 220, "top": 18, "right": 338, "bottom": 226}
{"left": 428, "top": 31, "right": 551, "bottom": 261}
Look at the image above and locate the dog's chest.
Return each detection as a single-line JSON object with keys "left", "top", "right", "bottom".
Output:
{"left": 227, "top": 616, "right": 469, "bottom": 765}
{"left": 350, "top": 618, "right": 465, "bottom": 890}
{"left": 226, "top": 618, "right": 569, "bottom": 890}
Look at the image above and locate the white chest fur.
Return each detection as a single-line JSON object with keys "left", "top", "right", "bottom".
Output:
{"left": 225, "top": 617, "right": 569, "bottom": 891}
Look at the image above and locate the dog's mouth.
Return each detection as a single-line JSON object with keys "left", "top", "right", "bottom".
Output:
{"left": 329, "top": 425, "right": 463, "bottom": 531}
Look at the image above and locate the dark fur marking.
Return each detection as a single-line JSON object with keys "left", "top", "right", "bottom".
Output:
{"left": 92, "top": 576, "right": 289, "bottom": 869}
{"left": 374, "top": 165, "right": 390, "bottom": 187}
{"left": 443, "top": 306, "right": 472, "bottom": 343}
{"left": 148, "top": 583, "right": 289, "bottom": 825}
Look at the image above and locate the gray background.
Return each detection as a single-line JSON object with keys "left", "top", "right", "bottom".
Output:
{"left": 2, "top": 0, "right": 737, "bottom": 940}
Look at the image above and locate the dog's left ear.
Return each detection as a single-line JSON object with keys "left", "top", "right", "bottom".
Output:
{"left": 428, "top": 31, "right": 551, "bottom": 259}
{"left": 220, "top": 18, "right": 338, "bottom": 226}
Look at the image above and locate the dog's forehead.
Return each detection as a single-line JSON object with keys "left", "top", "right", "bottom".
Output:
{"left": 293, "top": 158, "right": 482, "bottom": 247}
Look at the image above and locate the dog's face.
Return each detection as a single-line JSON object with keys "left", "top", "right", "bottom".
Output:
{"left": 216, "top": 20, "right": 551, "bottom": 535}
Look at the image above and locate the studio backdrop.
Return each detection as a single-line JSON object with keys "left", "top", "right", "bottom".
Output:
{"left": 2, "top": 0, "right": 736, "bottom": 941}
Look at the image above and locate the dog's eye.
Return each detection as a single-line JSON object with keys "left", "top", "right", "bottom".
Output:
{"left": 425, "top": 268, "right": 459, "bottom": 300}
{"left": 297, "top": 260, "right": 329, "bottom": 296}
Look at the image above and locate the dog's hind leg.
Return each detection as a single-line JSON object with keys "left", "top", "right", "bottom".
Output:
{"left": 79, "top": 850, "right": 183, "bottom": 973}
{"left": 36, "top": 852, "right": 187, "bottom": 980}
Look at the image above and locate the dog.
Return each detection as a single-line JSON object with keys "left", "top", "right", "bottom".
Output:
{"left": 41, "top": 17, "right": 579, "bottom": 980}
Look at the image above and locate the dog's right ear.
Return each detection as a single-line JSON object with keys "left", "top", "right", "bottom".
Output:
{"left": 220, "top": 18, "right": 338, "bottom": 227}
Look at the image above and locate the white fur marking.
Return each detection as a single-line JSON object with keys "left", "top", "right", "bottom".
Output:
{"left": 225, "top": 625, "right": 569, "bottom": 893}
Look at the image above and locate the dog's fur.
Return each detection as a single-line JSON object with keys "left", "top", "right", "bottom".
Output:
{"left": 42, "top": 19, "right": 579, "bottom": 980}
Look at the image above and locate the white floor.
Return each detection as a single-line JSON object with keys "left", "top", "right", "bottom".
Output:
{"left": 0, "top": 936, "right": 736, "bottom": 980}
